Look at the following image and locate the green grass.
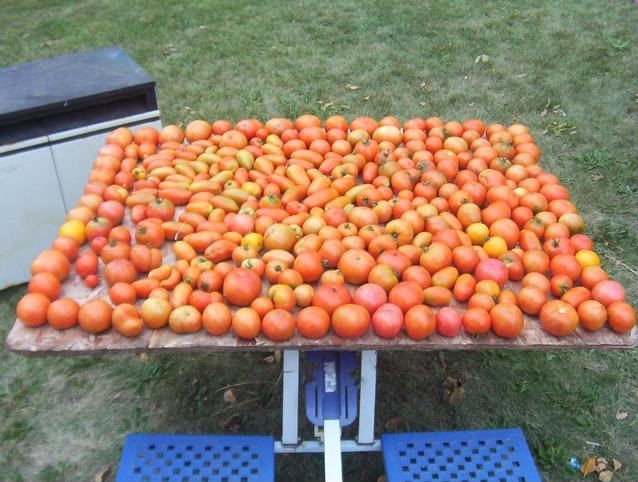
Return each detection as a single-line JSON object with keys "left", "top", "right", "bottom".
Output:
{"left": 1, "top": 0, "right": 638, "bottom": 480}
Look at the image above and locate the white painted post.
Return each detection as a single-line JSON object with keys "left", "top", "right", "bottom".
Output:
{"left": 281, "top": 350, "right": 300, "bottom": 446}
{"left": 357, "top": 350, "right": 377, "bottom": 445}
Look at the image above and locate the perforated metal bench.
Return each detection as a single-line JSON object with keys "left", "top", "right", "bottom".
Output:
{"left": 381, "top": 428, "right": 542, "bottom": 482}
{"left": 116, "top": 434, "right": 274, "bottom": 482}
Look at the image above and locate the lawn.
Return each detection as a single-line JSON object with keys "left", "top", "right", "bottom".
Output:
{"left": 1, "top": 0, "right": 637, "bottom": 480}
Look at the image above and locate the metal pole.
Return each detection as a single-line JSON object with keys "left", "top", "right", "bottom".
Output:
{"left": 357, "top": 350, "right": 377, "bottom": 445}
{"left": 323, "top": 419, "right": 343, "bottom": 482}
{"left": 281, "top": 350, "right": 300, "bottom": 446}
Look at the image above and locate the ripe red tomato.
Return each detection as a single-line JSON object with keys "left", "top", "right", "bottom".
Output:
{"left": 436, "top": 307, "right": 462, "bottom": 337}
{"left": 353, "top": 283, "right": 388, "bottom": 315}
{"left": 539, "top": 300, "right": 578, "bottom": 337}
{"left": 474, "top": 259, "right": 508, "bottom": 287}
{"left": 261, "top": 309, "right": 296, "bottom": 341}
{"left": 490, "top": 303, "right": 524, "bottom": 338}
{"left": 388, "top": 281, "right": 423, "bottom": 313}
{"left": 332, "top": 304, "right": 370, "bottom": 339}
{"left": 297, "top": 306, "right": 331, "bottom": 339}
{"left": 404, "top": 305, "right": 435, "bottom": 340}
{"left": 462, "top": 308, "right": 491, "bottom": 335}
{"left": 312, "top": 284, "right": 352, "bottom": 316}
{"left": 223, "top": 269, "right": 262, "bottom": 306}
{"left": 371, "top": 303, "right": 404, "bottom": 338}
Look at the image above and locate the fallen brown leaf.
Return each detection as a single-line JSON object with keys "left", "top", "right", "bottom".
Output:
{"left": 346, "top": 84, "right": 360, "bottom": 90}
{"left": 138, "top": 352, "right": 148, "bottom": 362}
{"left": 443, "top": 377, "right": 465, "bottom": 405}
{"left": 612, "top": 459, "right": 622, "bottom": 471}
{"left": 615, "top": 411, "right": 628, "bottom": 420}
{"left": 223, "top": 389, "right": 237, "bottom": 403}
{"left": 599, "top": 470, "right": 614, "bottom": 482}
{"left": 581, "top": 456, "right": 596, "bottom": 476}
{"left": 94, "top": 466, "right": 111, "bottom": 482}
{"left": 384, "top": 416, "right": 405, "bottom": 431}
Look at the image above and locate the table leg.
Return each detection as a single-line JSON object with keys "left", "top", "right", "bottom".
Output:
{"left": 323, "top": 419, "right": 343, "bottom": 482}
{"left": 281, "top": 349, "right": 299, "bottom": 446}
{"left": 357, "top": 350, "right": 377, "bottom": 445}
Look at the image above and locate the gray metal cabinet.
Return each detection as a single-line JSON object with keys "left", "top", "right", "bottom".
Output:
{"left": 0, "top": 143, "right": 68, "bottom": 287}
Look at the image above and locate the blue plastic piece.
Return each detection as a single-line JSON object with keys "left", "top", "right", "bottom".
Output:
{"left": 116, "top": 434, "right": 274, "bottom": 482}
{"left": 382, "top": 428, "right": 542, "bottom": 482}
{"left": 304, "top": 351, "right": 358, "bottom": 427}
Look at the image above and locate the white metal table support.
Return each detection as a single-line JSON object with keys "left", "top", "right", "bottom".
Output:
{"left": 281, "top": 349, "right": 299, "bottom": 446}
{"left": 275, "top": 349, "right": 381, "bottom": 482}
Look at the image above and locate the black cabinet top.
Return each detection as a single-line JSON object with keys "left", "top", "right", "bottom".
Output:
{"left": 0, "top": 46, "right": 156, "bottom": 126}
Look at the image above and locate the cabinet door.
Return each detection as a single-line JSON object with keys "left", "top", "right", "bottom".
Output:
{"left": 50, "top": 134, "right": 106, "bottom": 210}
{"left": 51, "top": 120, "right": 162, "bottom": 210}
{"left": 0, "top": 146, "right": 67, "bottom": 288}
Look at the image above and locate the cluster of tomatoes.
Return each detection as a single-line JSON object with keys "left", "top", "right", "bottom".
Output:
{"left": 16, "top": 114, "right": 636, "bottom": 342}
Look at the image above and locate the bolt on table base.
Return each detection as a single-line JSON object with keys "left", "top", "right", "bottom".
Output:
{"left": 275, "top": 350, "right": 380, "bottom": 482}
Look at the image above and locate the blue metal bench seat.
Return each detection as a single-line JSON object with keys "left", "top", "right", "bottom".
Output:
{"left": 381, "top": 428, "right": 542, "bottom": 482}
{"left": 116, "top": 434, "right": 274, "bottom": 482}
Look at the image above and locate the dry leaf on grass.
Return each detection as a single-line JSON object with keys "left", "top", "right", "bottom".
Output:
{"left": 598, "top": 470, "right": 614, "bottom": 482}
{"left": 474, "top": 54, "right": 490, "bottom": 64}
{"left": 443, "top": 377, "right": 465, "bottom": 405}
{"left": 384, "top": 416, "right": 405, "bottom": 431}
{"left": 223, "top": 389, "right": 237, "bottom": 403}
{"left": 612, "top": 459, "right": 622, "bottom": 471}
{"left": 346, "top": 84, "right": 360, "bottom": 90}
{"left": 581, "top": 456, "right": 596, "bottom": 476}
{"left": 94, "top": 466, "right": 111, "bottom": 482}
{"left": 615, "top": 411, "right": 628, "bottom": 420}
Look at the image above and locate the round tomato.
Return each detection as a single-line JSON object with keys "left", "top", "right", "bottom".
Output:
{"left": 232, "top": 308, "right": 261, "bottom": 340}
{"left": 293, "top": 251, "right": 324, "bottom": 282}
{"left": 31, "top": 250, "right": 71, "bottom": 281}
{"left": 223, "top": 269, "right": 262, "bottom": 306}
{"left": 577, "top": 300, "right": 607, "bottom": 332}
{"left": 312, "top": 284, "right": 352, "bottom": 315}
{"left": 462, "top": 308, "right": 491, "bottom": 335}
{"left": 353, "top": 283, "right": 388, "bottom": 315}
{"left": 297, "top": 306, "right": 331, "bottom": 339}
{"left": 46, "top": 298, "right": 80, "bottom": 330}
{"left": 140, "top": 297, "right": 172, "bottom": 329}
{"left": 404, "top": 305, "right": 436, "bottom": 340}
{"left": 332, "top": 304, "right": 370, "bottom": 339}
{"left": 17, "top": 293, "right": 50, "bottom": 327}
{"left": 169, "top": 305, "right": 202, "bottom": 333}
{"left": 371, "top": 303, "right": 404, "bottom": 338}
{"left": 28, "top": 272, "right": 61, "bottom": 300}
{"left": 389, "top": 281, "right": 424, "bottom": 313}
{"left": 474, "top": 259, "right": 508, "bottom": 287}
{"left": 78, "top": 300, "right": 113, "bottom": 333}
{"left": 591, "top": 280, "right": 625, "bottom": 307}
{"left": 112, "top": 304, "right": 145, "bottom": 337}
{"left": 436, "top": 307, "right": 462, "bottom": 337}
{"left": 338, "top": 249, "right": 376, "bottom": 285}
{"left": 262, "top": 309, "right": 296, "bottom": 341}
{"left": 539, "top": 300, "right": 578, "bottom": 337}
{"left": 607, "top": 302, "right": 636, "bottom": 334}
{"left": 490, "top": 303, "right": 524, "bottom": 338}
{"left": 202, "top": 303, "right": 232, "bottom": 335}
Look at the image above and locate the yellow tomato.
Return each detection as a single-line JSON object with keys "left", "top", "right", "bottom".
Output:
{"left": 242, "top": 233, "right": 263, "bottom": 251}
{"left": 59, "top": 220, "right": 86, "bottom": 245}
{"left": 475, "top": 279, "right": 501, "bottom": 298}
{"left": 241, "top": 181, "right": 262, "bottom": 197}
{"left": 575, "top": 249, "right": 600, "bottom": 268}
{"left": 466, "top": 223, "right": 489, "bottom": 245}
{"left": 417, "top": 203, "right": 438, "bottom": 219}
{"left": 483, "top": 236, "right": 508, "bottom": 258}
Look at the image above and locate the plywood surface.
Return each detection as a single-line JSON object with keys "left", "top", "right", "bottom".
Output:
{"left": 6, "top": 207, "right": 637, "bottom": 356}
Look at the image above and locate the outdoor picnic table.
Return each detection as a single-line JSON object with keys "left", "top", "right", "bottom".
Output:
{"left": 6, "top": 198, "right": 637, "bottom": 482}
{"left": 6, "top": 256, "right": 637, "bottom": 482}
